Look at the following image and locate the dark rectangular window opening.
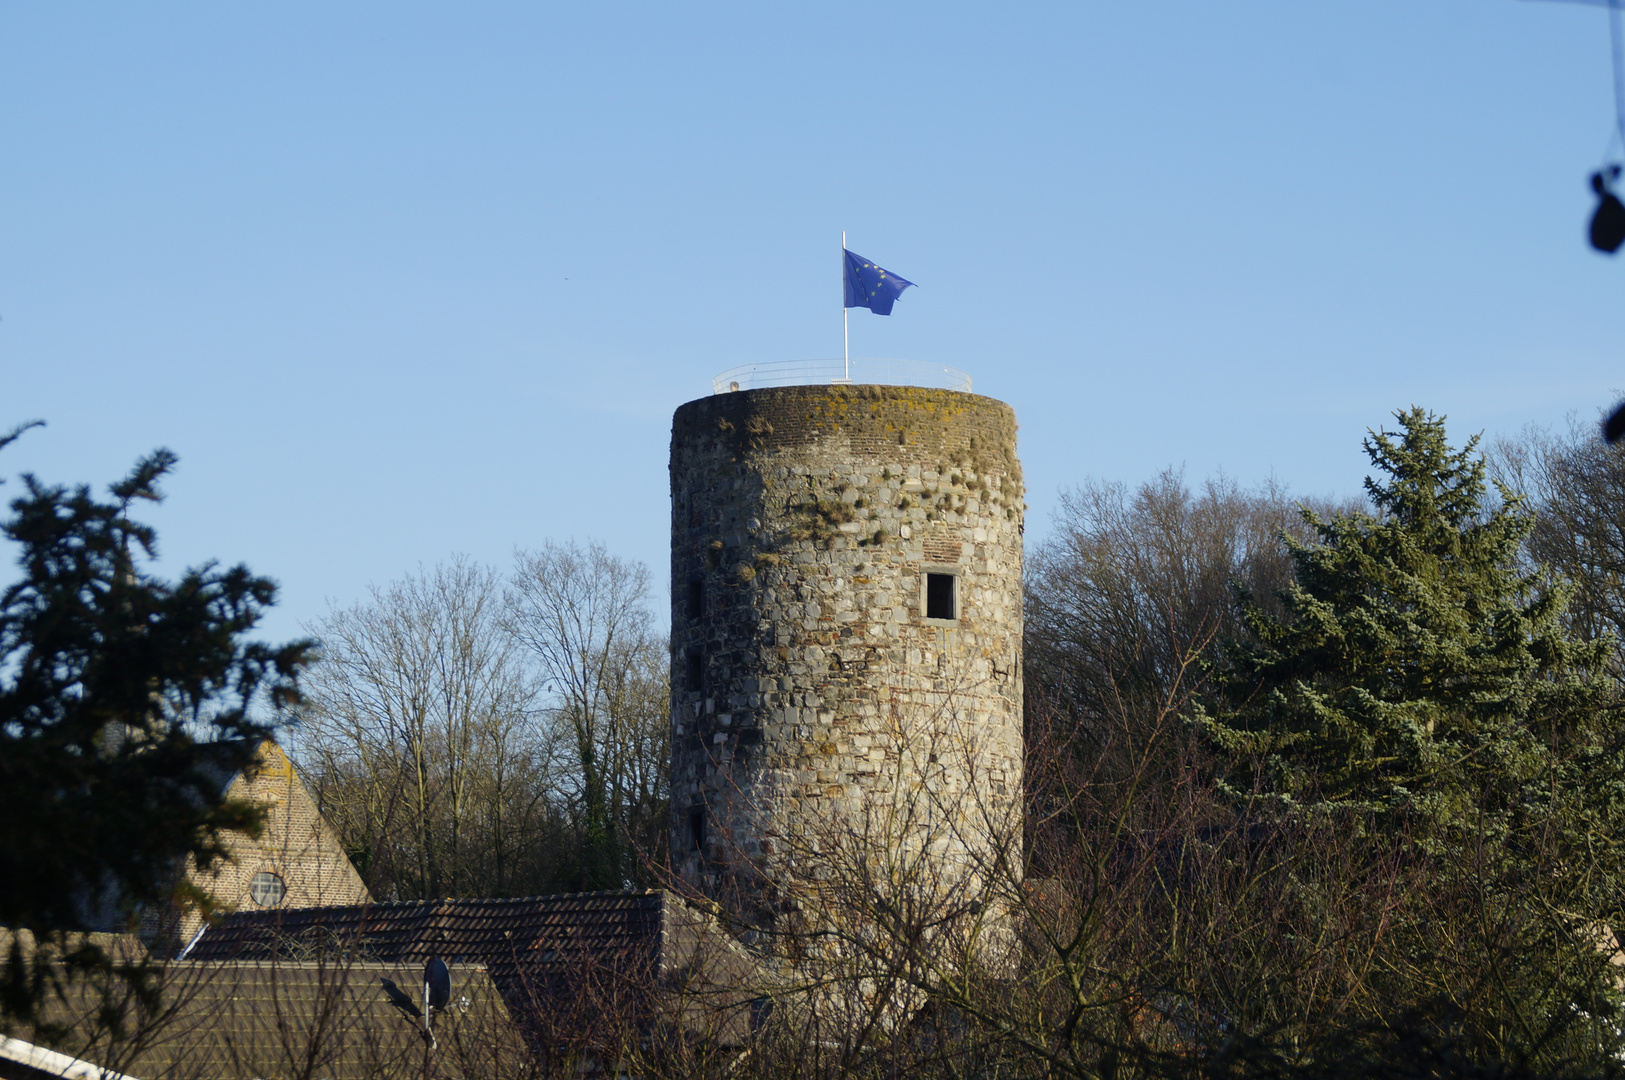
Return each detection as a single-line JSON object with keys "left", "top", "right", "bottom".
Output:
{"left": 926, "top": 573, "right": 957, "bottom": 621}
{"left": 687, "top": 577, "right": 705, "bottom": 620}
{"left": 685, "top": 649, "right": 705, "bottom": 693}
{"left": 688, "top": 806, "right": 706, "bottom": 852}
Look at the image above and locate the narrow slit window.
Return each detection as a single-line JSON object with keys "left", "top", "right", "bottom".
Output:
{"left": 688, "top": 806, "right": 706, "bottom": 852}
{"left": 685, "top": 649, "right": 705, "bottom": 693}
{"left": 926, "top": 573, "right": 957, "bottom": 621}
{"left": 687, "top": 578, "right": 704, "bottom": 620}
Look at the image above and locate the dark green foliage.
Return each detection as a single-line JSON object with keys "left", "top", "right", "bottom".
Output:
{"left": 1200, "top": 408, "right": 1617, "bottom": 821}
{"left": 1194, "top": 408, "right": 1625, "bottom": 1065}
{"left": 0, "top": 424, "right": 312, "bottom": 1028}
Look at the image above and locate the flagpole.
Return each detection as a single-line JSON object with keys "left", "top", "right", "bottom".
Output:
{"left": 841, "top": 231, "right": 850, "bottom": 381}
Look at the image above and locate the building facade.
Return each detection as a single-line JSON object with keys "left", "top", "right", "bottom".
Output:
{"left": 105, "top": 739, "right": 373, "bottom": 948}
{"left": 189, "top": 739, "right": 372, "bottom": 924}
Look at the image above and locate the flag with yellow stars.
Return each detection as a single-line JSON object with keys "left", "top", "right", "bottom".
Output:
{"left": 843, "top": 249, "right": 915, "bottom": 316}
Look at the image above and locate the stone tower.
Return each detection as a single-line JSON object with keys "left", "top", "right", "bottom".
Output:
{"left": 668, "top": 384, "right": 1023, "bottom": 925}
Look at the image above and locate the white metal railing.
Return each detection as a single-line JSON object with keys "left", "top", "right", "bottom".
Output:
{"left": 712, "top": 359, "right": 972, "bottom": 395}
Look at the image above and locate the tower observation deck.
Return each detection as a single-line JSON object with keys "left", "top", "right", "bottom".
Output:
{"left": 710, "top": 358, "right": 972, "bottom": 396}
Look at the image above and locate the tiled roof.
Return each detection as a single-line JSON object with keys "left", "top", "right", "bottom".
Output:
{"left": 13, "top": 960, "right": 525, "bottom": 1080}
{"left": 190, "top": 890, "right": 663, "bottom": 985}
{"left": 186, "top": 889, "right": 760, "bottom": 1044}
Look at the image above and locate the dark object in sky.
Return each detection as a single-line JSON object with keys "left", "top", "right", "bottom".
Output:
{"left": 1590, "top": 168, "right": 1625, "bottom": 253}
{"left": 423, "top": 957, "right": 451, "bottom": 1010}
{"left": 1603, "top": 399, "right": 1625, "bottom": 443}
{"left": 843, "top": 249, "right": 915, "bottom": 315}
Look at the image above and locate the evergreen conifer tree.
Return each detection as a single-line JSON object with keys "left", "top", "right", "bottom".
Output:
{"left": 0, "top": 424, "right": 313, "bottom": 1033}
{"left": 1196, "top": 408, "right": 1625, "bottom": 1064}
{"left": 1202, "top": 408, "right": 1616, "bottom": 823}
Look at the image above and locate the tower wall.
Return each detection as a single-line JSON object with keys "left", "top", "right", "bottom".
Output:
{"left": 668, "top": 385, "right": 1023, "bottom": 920}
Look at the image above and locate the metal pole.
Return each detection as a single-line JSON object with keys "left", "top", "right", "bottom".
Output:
{"left": 842, "top": 231, "right": 850, "bottom": 381}
{"left": 1613, "top": 0, "right": 1625, "bottom": 150}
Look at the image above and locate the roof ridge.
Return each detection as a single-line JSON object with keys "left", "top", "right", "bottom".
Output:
{"left": 211, "top": 887, "right": 672, "bottom": 928}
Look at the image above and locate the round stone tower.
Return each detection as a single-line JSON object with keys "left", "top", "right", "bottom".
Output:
{"left": 669, "top": 384, "right": 1023, "bottom": 924}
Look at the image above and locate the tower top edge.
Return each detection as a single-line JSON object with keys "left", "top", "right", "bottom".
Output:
{"left": 674, "top": 383, "right": 1015, "bottom": 420}
{"left": 671, "top": 383, "right": 1021, "bottom": 484}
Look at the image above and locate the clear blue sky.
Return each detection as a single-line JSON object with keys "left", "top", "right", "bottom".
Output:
{"left": 4, "top": 1, "right": 1623, "bottom": 646}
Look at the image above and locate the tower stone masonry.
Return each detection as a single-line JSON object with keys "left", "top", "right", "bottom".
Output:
{"left": 668, "top": 384, "right": 1024, "bottom": 925}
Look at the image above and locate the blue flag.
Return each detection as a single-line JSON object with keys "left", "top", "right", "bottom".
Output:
{"left": 843, "top": 249, "right": 915, "bottom": 316}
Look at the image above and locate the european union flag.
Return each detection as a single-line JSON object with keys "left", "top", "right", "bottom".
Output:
{"left": 843, "top": 249, "right": 915, "bottom": 316}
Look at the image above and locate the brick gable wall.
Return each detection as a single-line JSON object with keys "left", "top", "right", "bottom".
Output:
{"left": 140, "top": 740, "right": 371, "bottom": 949}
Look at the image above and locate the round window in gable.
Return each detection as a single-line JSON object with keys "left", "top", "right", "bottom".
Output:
{"left": 249, "top": 871, "right": 286, "bottom": 908}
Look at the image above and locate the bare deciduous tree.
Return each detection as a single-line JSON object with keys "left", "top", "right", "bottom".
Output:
{"left": 1025, "top": 469, "right": 1355, "bottom": 788}
{"left": 293, "top": 557, "right": 556, "bottom": 899}
{"left": 507, "top": 540, "right": 670, "bottom": 891}
{"left": 1493, "top": 414, "right": 1625, "bottom": 668}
